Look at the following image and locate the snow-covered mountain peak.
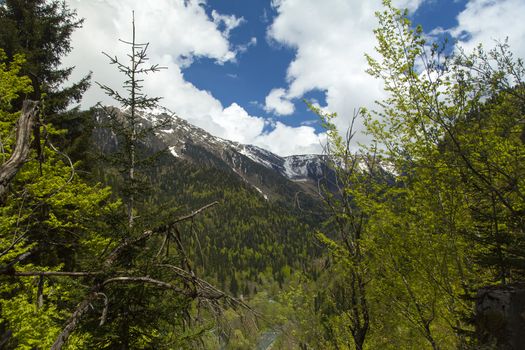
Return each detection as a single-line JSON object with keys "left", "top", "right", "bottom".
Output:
{"left": 95, "top": 108, "right": 332, "bottom": 200}
{"left": 92, "top": 107, "right": 340, "bottom": 201}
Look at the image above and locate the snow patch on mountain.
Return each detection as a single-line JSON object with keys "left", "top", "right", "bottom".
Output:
{"left": 237, "top": 145, "right": 274, "bottom": 169}
{"left": 252, "top": 185, "right": 269, "bottom": 201}
{"left": 140, "top": 110, "right": 330, "bottom": 183}
{"left": 169, "top": 146, "right": 180, "bottom": 158}
{"left": 282, "top": 154, "right": 324, "bottom": 180}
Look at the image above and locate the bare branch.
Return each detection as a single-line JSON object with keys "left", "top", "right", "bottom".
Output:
{"left": 0, "top": 100, "right": 39, "bottom": 200}
{"left": 171, "top": 201, "right": 220, "bottom": 224}
{"left": 104, "top": 201, "right": 219, "bottom": 266}
{"left": 51, "top": 290, "right": 99, "bottom": 350}
{"left": 10, "top": 271, "right": 101, "bottom": 277}
{"left": 50, "top": 201, "right": 221, "bottom": 349}
{"left": 97, "top": 293, "right": 109, "bottom": 326}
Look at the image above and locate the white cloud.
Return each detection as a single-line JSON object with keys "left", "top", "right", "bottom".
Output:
{"left": 264, "top": 88, "right": 295, "bottom": 115}
{"left": 255, "top": 122, "right": 326, "bottom": 156}
{"left": 211, "top": 10, "right": 244, "bottom": 38}
{"left": 62, "top": 0, "right": 324, "bottom": 156}
{"left": 144, "top": 64, "right": 324, "bottom": 155}
{"left": 219, "top": 103, "right": 267, "bottom": 143}
{"left": 63, "top": 0, "right": 238, "bottom": 107}
{"left": 265, "top": 0, "right": 424, "bottom": 144}
{"left": 451, "top": 0, "right": 525, "bottom": 59}
{"left": 265, "top": 0, "right": 525, "bottom": 149}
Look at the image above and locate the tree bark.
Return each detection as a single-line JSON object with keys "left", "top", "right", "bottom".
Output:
{"left": 51, "top": 290, "right": 99, "bottom": 350}
{"left": 0, "top": 100, "right": 39, "bottom": 200}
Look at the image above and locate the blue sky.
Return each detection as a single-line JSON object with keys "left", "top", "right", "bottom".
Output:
{"left": 64, "top": 0, "right": 525, "bottom": 155}
{"left": 186, "top": 0, "right": 329, "bottom": 131}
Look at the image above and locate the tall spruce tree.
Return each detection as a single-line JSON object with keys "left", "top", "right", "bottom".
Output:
{"left": 97, "top": 11, "right": 165, "bottom": 229}
{"left": 82, "top": 14, "right": 246, "bottom": 349}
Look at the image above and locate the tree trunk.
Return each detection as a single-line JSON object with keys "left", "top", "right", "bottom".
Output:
{"left": 0, "top": 100, "right": 39, "bottom": 200}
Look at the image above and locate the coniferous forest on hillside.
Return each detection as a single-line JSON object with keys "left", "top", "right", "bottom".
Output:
{"left": 1, "top": 0, "right": 524, "bottom": 349}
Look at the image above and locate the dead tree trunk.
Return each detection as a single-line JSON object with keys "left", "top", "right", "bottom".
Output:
{"left": 0, "top": 100, "right": 39, "bottom": 199}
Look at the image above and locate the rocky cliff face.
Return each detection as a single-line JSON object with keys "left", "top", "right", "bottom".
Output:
{"left": 476, "top": 284, "right": 525, "bottom": 349}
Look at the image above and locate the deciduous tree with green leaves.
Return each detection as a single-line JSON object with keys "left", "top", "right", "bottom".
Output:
{"left": 361, "top": 0, "right": 524, "bottom": 348}
{"left": 293, "top": 1, "right": 524, "bottom": 348}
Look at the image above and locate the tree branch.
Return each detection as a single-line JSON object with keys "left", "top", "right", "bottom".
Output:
{"left": 52, "top": 201, "right": 221, "bottom": 349}
{"left": 11, "top": 271, "right": 101, "bottom": 277}
{"left": 0, "top": 100, "right": 39, "bottom": 200}
{"left": 51, "top": 290, "right": 99, "bottom": 350}
{"left": 104, "top": 201, "right": 219, "bottom": 267}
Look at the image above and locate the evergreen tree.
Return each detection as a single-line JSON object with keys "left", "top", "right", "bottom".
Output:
{"left": 0, "top": 0, "right": 90, "bottom": 115}
{"left": 82, "top": 14, "right": 250, "bottom": 349}
{"left": 96, "top": 11, "right": 166, "bottom": 229}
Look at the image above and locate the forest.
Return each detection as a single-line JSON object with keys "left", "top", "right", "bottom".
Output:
{"left": 0, "top": 0, "right": 524, "bottom": 349}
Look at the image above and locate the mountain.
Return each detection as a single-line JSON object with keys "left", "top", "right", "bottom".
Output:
{"left": 89, "top": 108, "right": 330, "bottom": 293}
{"left": 144, "top": 112, "right": 334, "bottom": 201}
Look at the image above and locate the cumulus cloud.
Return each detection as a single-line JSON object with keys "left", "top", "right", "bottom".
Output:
{"left": 62, "top": 0, "right": 324, "bottom": 156}
{"left": 211, "top": 10, "right": 245, "bottom": 38}
{"left": 61, "top": 0, "right": 525, "bottom": 157}
{"left": 255, "top": 122, "right": 327, "bottom": 156}
{"left": 450, "top": 0, "right": 525, "bottom": 58}
{"left": 237, "top": 37, "right": 258, "bottom": 55}
{"left": 265, "top": 0, "right": 524, "bottom": 148}
{"left": 264, "top": 88, "right": 295, "bottom": 115}
{"left": 265, "top": 0, "right": 424, "bottom": 144}
{"left": 63, "top": 0, "right": 238, "bottom": 106}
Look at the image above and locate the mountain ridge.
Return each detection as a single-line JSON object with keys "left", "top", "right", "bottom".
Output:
{"left": 138, "top": 110, "right": 334, "bottom": 201}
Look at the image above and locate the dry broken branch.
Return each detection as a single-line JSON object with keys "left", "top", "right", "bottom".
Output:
{"left": 104, "top": 201, "right": 219, "bottom": 267}
{"left": 0, "top": 100, "right": 39, "bottom": 200}
{"left": 11, "top": 271, "right": 101, "bottom": 277}
{"left": 51, "top": 201, "right": 220, "bottom": 349}
{"left": 51, "top": 290, "right": 99, "bottom": 350}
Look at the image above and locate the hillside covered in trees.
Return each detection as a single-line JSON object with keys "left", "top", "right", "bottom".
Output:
{"left": 0, "top": 0, "right": 524, "bottom": 349}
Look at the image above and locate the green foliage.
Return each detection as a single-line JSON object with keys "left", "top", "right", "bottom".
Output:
{"left": 0, "top": 0, "right": 91, "bottom": 115}
{"left": 3, "top": 1, "right": 523, "bottom": 348}
{"left": 0, "top": 48, "right": 119, "bottom": 348}
{"left": 282, "top": 2, "right": 525, "bottom": 349}
{"left": 0, "top": 49, "right": 32, "bottom": 109}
